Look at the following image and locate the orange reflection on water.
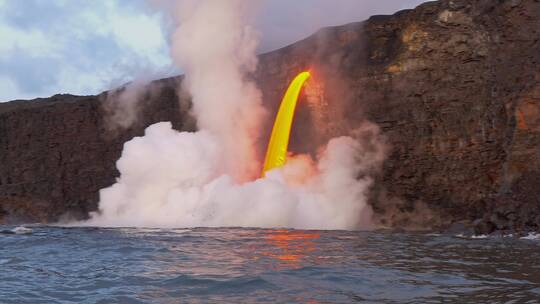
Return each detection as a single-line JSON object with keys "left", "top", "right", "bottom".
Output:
{"left": 263, "top": 229, "right": 321, "bottom": 268}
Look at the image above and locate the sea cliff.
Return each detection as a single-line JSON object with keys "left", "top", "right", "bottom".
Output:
{"left": 1, "top": 0, "right": 539, "bottom": 233}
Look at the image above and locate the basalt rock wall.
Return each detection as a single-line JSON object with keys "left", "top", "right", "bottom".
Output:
{"left": 256, "top": 0, "right": 540, "bottom": 232}
{"left": 1, "top": 0, "right": 539, "bottom": 232}
{"left": 0, "top": 78, "right": 195, "bottom": 223}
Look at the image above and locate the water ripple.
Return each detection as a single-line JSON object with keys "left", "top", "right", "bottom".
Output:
{"left": 1, "top": 226, "right": 539, "bottom": 303}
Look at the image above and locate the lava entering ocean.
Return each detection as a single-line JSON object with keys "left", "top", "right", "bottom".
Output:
{"left": 83, "top": 0, "right": 384, "bottom": 230}
{"left": 262, "top": 71, "right": 311, "bottom": 177}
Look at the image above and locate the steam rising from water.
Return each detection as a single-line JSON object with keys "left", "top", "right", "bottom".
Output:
{"left": 170, "top": 0, "right": 265, "bottom": 181}
{"left": 88, "top": 122, "right": 380, "bottom": 229}
{"left": 86, "top": 0, "right": 385, "bottom": 230}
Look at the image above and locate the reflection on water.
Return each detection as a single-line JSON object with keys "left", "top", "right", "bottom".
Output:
{"left": 0, "top": 226, "right": 539, "bottom": 303}
{"left": 263, "top": 230, "right": 320, "bottom": 267}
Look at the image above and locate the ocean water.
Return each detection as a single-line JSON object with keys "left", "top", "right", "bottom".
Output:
{"left": 0, "top": 226, "right": 539, "bottom": 303}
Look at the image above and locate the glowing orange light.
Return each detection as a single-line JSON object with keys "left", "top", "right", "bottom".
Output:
{"left": 262, "top": 71, "right": 311, "bottom": 177}
{"left": 264, "top": 230, "right": 320, "bottom": 266}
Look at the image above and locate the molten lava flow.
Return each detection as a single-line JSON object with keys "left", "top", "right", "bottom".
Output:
{"left": 262, "top": 71, "right": 311, "bottom": 177}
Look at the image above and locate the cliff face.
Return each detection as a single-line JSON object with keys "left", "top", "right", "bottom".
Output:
{"left": 1, "top": 0, "right": 539, "bottom": 232}
{"left": 256, "top": 0, "right": 540, "bottom": 232}
{"left": 0, "top": 78, "right": 195, "bottom": 223}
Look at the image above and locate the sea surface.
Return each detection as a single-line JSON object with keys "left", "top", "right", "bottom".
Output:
{"left": 0, "top": 226, "right": 539, "bottom": 303}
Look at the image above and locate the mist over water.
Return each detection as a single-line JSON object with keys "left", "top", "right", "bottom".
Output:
{"left": 86, "top": 0, "right": 385, "bottom": 230}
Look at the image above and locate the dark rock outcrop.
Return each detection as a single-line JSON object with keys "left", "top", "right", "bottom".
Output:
{"left": 1, "top": 0, "right": 539, "bottom": 232}
{"left": 0, "top": 78, "right": 195, "bottom": 224}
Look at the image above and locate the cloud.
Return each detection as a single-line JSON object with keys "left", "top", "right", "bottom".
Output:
{"left": 0, "top": 0, "right": 427, "bottom": 102}
{"left": 254, "top": 0, "right": 426, "bottom": 51}
{"left": 0, "top": 25, "right": 60, "bottom": 58}
{"left": 0, "top": 75, "right": 34, "bottom": 101}
{"left": 0, "top": 0, "right": 171, "bottom": 102}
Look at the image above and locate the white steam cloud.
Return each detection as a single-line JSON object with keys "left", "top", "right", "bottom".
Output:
{"left": 85, "top": 0, "right": 385, "bottom": 230}
{"left": 103, "top": 79, "right": 148, "bottom": 131}
{"left": 170, "top": 0, "right": 265, "bottom": 181}
{"left": 87, "top": 122, "right": 380, "bottom": 229}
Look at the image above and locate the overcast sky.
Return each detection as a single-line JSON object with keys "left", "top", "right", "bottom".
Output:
{"left": 0, "top": 0, "right": 426, "bottom": 102}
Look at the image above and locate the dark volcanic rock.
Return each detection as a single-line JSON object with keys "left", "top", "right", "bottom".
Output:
{"left": 255, "top": 0, "right": 540, "bottom": 231}
{"left": 0, "top": 78, "right": 196, "bottom": 223}
{"left": 1, "top": 0, "right": 539, "bottom": 231}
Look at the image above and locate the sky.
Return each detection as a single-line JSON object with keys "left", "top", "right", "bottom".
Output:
{"left": 0, "top": 0, "right": 426, "bottom": 102}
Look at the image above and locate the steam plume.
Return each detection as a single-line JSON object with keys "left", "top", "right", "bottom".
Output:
{"left": 87, "top": 121, "right": 382, "bottom": 230}
{"left": 169, "top": 0, "right": 265, "bottom": 181}
{"left": 103, "top": 79, "right": 148, "bottom": 131}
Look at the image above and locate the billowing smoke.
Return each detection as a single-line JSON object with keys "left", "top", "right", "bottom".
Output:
{"left": 103, "top": 79, "right": 148, "bottom": 131}
{"left": 85, "top": 0, "right": 386, "bottom": 230}
{"left": 102, "top": 68, "right": 175, "bottom": 132}
{"left": 87, "top": 121, "right": 383, "bottom": 230}
{"left": 167, "top": 0, "right": 265, "bottom": 181}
